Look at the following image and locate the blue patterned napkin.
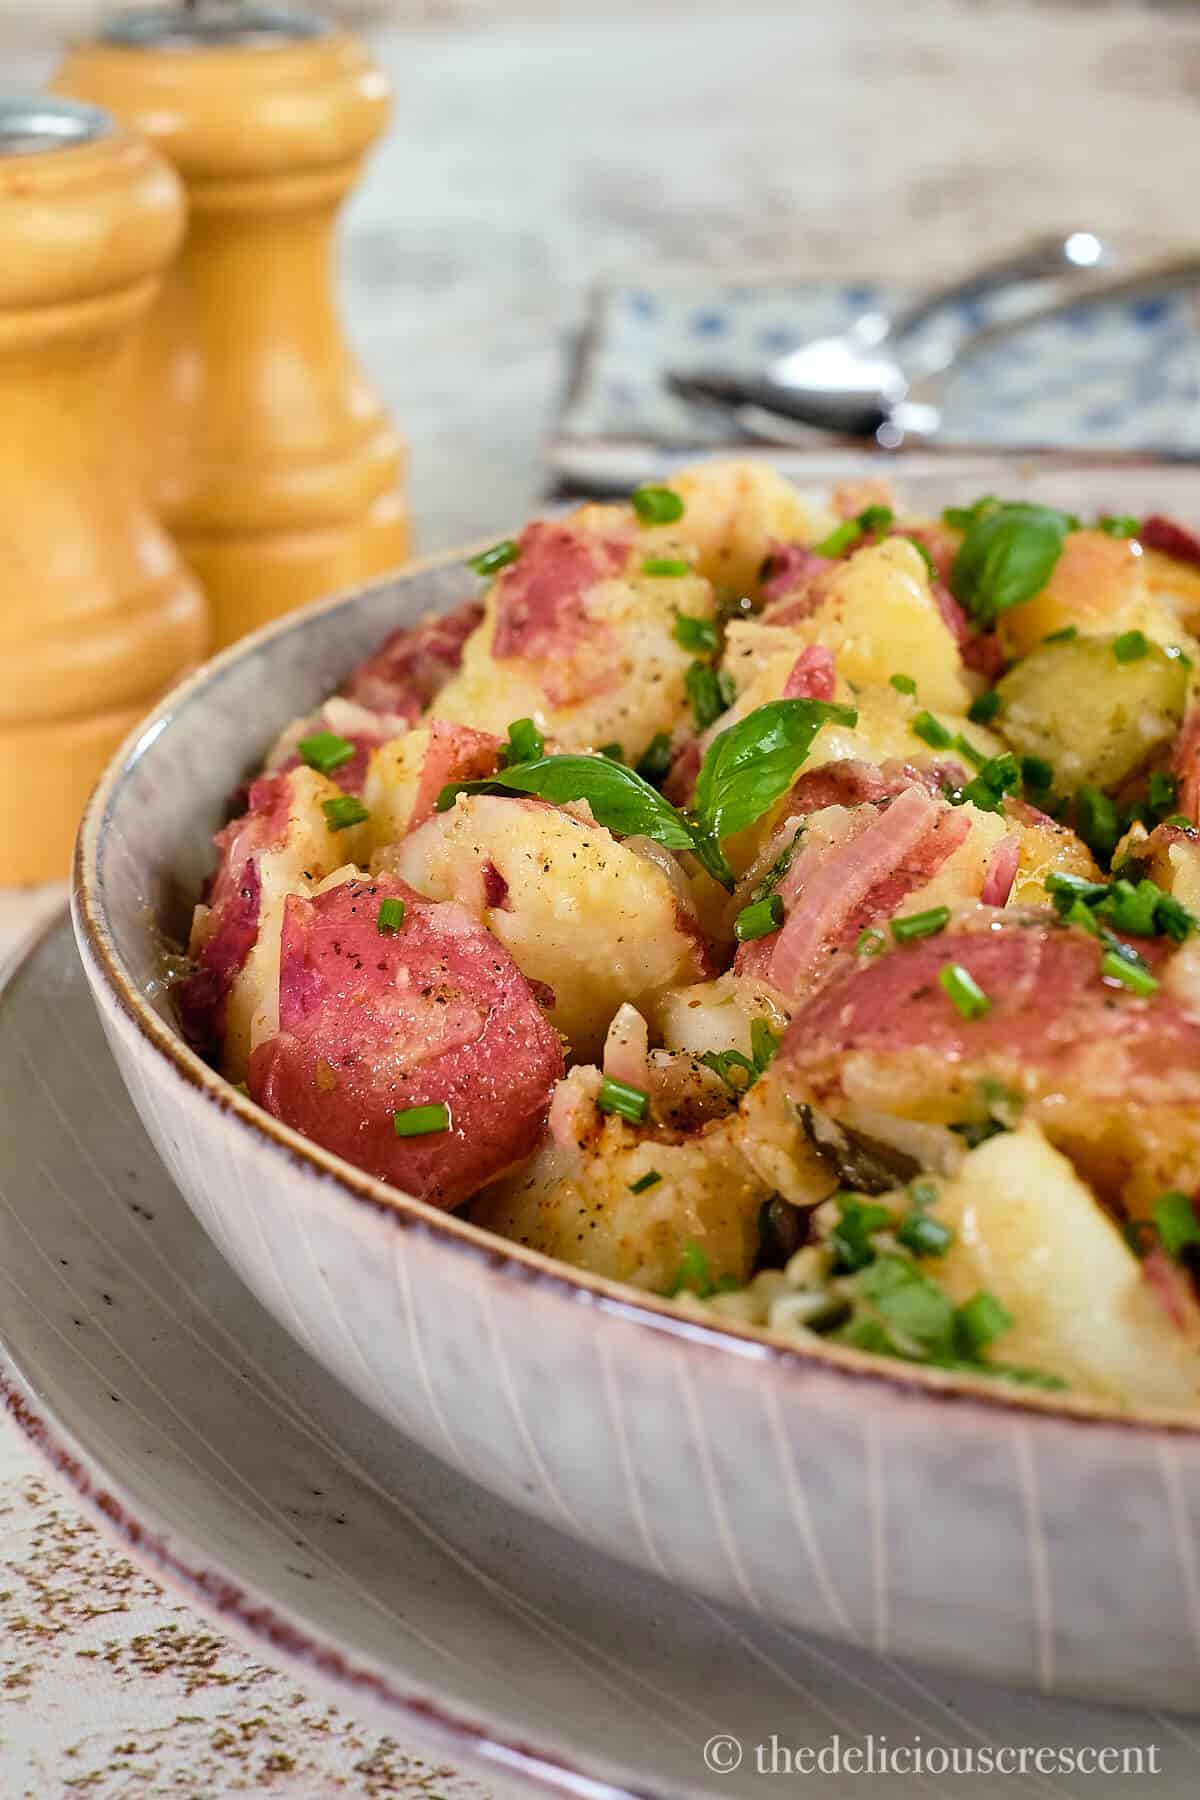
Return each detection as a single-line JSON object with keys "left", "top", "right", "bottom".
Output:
{"left": 552, "top": 281, "right": 1200, "bottom": 486}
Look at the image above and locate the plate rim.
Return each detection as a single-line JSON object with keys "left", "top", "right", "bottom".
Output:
{"left": 0, "top": 909, "right": 668, "bottom": 1800}
{"left": 70, "top": 470, "right": 1200, "bottom": 1439}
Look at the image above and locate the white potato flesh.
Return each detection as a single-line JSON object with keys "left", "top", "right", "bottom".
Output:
{"left": 929, "top": 1126, "right": 1200, "bottom": 1408}
{"left": 668, "top": 458, "right": 818, "bottom": 598}
{"left": 382, "top": 794, "right": 708, "bottom": 1060}
{"left": 433, "top": 543, "right": 713, "bottom": 759}
{"left": 471, "top": 1082, "right": 770, "bottom": 1291}
{"left": 758, "top": 537, "right": 972, "bottom": 715}
{"left": 222, "top": 769, "right": 368, "bottom": 1080}
{"left": 361, "top": 727, "right": 433, "bottom": 848}
{"left": 652, "top": 971, "right": 790, "bottom": 1058}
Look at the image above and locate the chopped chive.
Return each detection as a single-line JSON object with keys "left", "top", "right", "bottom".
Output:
{"left": 636, "top": 732, "right": 673, "bottom": 783}
{"left": 1075, "top": 784, "right": 1120, "bottom": 860}
{"left": 644, "top": 556, "right": 691, "bottom": 578}
{"left": 1042, "top": 624, "right": 1078, "bottom": 644}
{"left": 686, "top": 660, "right": 728, "bottom": 730}
{"left": 1151, "top": 1191, "right": 1200, "bottom": 1259}
{"left": 1098, "top": 514, "right": 1141, "bottom": 539}
{"left": 908, "top": 1177, "right": 939, "bottom": 1208}
{"left": 504, "top": 717, "right": 544, "bottom": 765}
{"left": 674, "top": 612, "right": 719, "bottom": 653}
{"left": 1044, "top": 870, "right": 1109, "bottom": 912}
{"left": 321, "top": 795, "right": 369, "bottom": 832}
{"left": 393, "top": 1102, "right": 450, "bottom": 1136}
{"left": 1096, "top": 877, "right": 1161, "bottom": 937}
{"left": 1149, "top": 770, "right": 1179, "bottom": 816}
{"left": 1156, "top": 890, "right": 1196, "bottom": 942}
{"left": 813, "top": 519, "right": 863, "bottom": 558}
{"left": 630, "top": 1169, "right": 663, "bottom": 1194}
{"left": 599, "top": 742, "right": 624, "bottom": 761}
{"left": 897, "top": 1210, "right": 954, "bottom": 1257}
{"left": 831, "top": 1196, "right": 891, "bottom": 1272}
{"left": 377, "top": 896, "right": 406, "bottom": 934}
{"left": 297, "top": 729, "right": 355, "bottom": 775}
{"left": 750, "top": 1016, "right": 779, "bottom": 1074}
{"left": 468, "top": 539, "right": 519, "bottom": 577}
{"left": 632, "top": 484, "right": 685, "bottom": 526}
{"left": 1021, "top": 755, "right": 1054, "bottom": 792}
{"left": 699, "top": 1048, "right": 757, "bottom": 1091}
{"left": 668, "top": 1240, "right": 715, "bottom": 1297}
{"left": 856, "top": 925, "right": 887, "bottom": 957}
{"left": 734, "top": 894, "right": 784, "bottom": 942}
{"left": 968, "top": 688, "right": 1001, "bottom": 725}
{"left": 1113, "top": 629, "right": 1150, "bottom": 663}
{"left": 912, "top": 710, "right": 954, "bottom": 749}
{"left": 939, "top": 961, "right": 992, "bottom": 1020}
{"left": 1166, "top": 645, "right": 1195, "bottom": 670}
{"left": 857, "top": 504, "right": 894, "bottom": 533}
{"left": 956, "top": 1290, "right": 1013, "bottom": 1354}
{"left": 959, "top": 752, "right": 1020, "bottom": 813}
{"left": 953, "top": 733, "right": 989, "bottom": 772}
{"left": 890, "top": 905, "right": 951, "bottom": 944}
{"left": 1100, "top": 948, "right": 1159, "bottom": 995}
{"left": 598, "top": 1075, "right": 649, "bottom": 1123}
{"left": 904, "top": 536, "right": 939, "bottom": 579}
{"left": 889, "top": 672, "right": 917, "bottom": 696}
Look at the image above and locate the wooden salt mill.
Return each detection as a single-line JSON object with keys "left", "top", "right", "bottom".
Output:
{"left": 56, "top": 4, "right": 410, "bottom": 651}
{"left": 0, "top": 96, "right": 207, "bottom": 887}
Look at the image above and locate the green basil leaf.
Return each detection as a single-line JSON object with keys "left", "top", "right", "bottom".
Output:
{"left": 950, "top": 503, "right": 1074, "bottom": 628}
{"left": 692, "top": 699, "right": 857, "bottom": 844}
{"left": 436, "top": 755, "right": 697, "bottom": 852}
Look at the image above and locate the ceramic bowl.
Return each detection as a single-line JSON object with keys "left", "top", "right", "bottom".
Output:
{"left": 73, "top": 451, "right": 1200, "bottom": 1711}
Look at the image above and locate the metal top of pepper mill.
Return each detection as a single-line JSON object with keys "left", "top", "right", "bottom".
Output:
{"left": 99, "top": 2, "right": 330, "bottom": 49}
{"left": 0, "top": 95, "right": 113, "bottom": 155}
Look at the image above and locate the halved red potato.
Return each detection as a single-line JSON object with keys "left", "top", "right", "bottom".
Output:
{"left": 178, "top": 766, "right": 369, "bottom": 1078}
{"left": 382, "top": 793, "right": 711, "bottom": 1059}
{"left": 470, "top": 1064, "right": 770, "bottom": 1290}
{"left": 247, "top": 873, "right": 563, "bottom": 1209}
{"left": 339, "top": 596, "right": 484, "bottom": 722}
{"left": 363, "top": 718, "right": 501, "bottom": 849}
{"left": 433, "top": 518, "right": 715, "bottom": 759}
{"left": 746, "top": 908, "right": 1200, "bottom": 1218}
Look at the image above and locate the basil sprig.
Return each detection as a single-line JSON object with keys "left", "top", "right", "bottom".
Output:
{"left": 435, "top": 698, "right": 855, "bottom": 889}
{"left": 950, "top": 502, "right": 1077, "bottom": 628}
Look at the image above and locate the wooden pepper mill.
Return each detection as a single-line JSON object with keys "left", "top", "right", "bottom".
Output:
{"left": 56, "top": 4, "right": 411, "bottom": 651}
{"left": 0, "top": 96, "right": 207, "bottom": 887}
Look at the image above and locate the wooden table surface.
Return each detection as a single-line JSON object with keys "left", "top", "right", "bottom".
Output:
{"left": 6, "top": 1, "right": 1200, "bottom": 1789}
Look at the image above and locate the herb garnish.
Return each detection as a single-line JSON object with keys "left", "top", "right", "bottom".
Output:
{"left": 950, "top": 502, "right": 1076, "bottom": 627}
{"left": 298, "top": 730, "right": 355, "bottom": 775}
{"left": 468, "top": 539, "right": 519, "bottom": 577}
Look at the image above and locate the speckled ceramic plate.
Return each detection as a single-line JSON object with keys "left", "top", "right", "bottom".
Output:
{"left": 3, "top": 912, "right": 1200, "bottom": 1797}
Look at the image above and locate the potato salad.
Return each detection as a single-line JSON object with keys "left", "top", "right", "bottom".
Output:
{"left": 178, "top": 461, "right": 1200, "bottom": 1410}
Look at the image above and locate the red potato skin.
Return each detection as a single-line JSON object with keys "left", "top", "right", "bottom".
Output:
{"left": 779, "top": 910, "right": 1200, "bottom": 1106}
{"left": 247, "top": 876, "right": 564, "bottom": 1209}
{"left": 339, "top": 597, "right": 484, "bottom": 722}
{"left": 1141, "top": 514, "right": 1200, "bottom": 569}
{"left": 490, "top": 521, "right": 631, "bottom": 707}
{"left": 176, "top": 773, "right": 293, "bottom": 1059}
{"left": 408, "top": 719, "right": 501, "bottom": 831}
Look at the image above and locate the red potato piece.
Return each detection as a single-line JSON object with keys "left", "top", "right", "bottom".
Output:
{"left": 491, "top": 522, "right": 630, "bottom": 694}
{"left": 782, "top": 644, "right": 835, "bottom": 700}
{"left": 408, "top": 719, "right": 500, "bottom": 831}
{"left": 761, "top": 543, "right": 830, "bottom": 606}
{"left": 339, "top": 597, "right": 485, "bottom": 722}
{"left": 248, "top": 875, "right": 563, "bottom": 1209}
{"left": 1141, "top": 514, "right": 1200, "bottom": 570}
{"left": 766, "top": 909, "right": 1200, "bottom": 1211}
{"left": 176, "top": 774, "right": 294, "bottom": 1059}
{"left": 1174, "top": 707, "right": 1200, "bottom": 825}
{"left": 433, "top": 516, "right": 712, "bottom": 756}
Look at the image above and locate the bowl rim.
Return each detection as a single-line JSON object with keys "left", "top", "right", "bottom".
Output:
{"left": 72, "top": 508, "right": 1200, "bottom": 1442}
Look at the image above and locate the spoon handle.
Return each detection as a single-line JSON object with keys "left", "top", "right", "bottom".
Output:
{"left": 880, "top": 231, "right": 1115, "bottom": 348}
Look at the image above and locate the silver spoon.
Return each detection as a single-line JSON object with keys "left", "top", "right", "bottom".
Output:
{"left": 668, "top": 231, "right": 1115, "bottom": 437}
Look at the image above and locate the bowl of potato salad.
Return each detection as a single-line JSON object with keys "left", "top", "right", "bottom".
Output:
{"left": 74, "top": 455, "right": 1200, "bottom": 1708}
